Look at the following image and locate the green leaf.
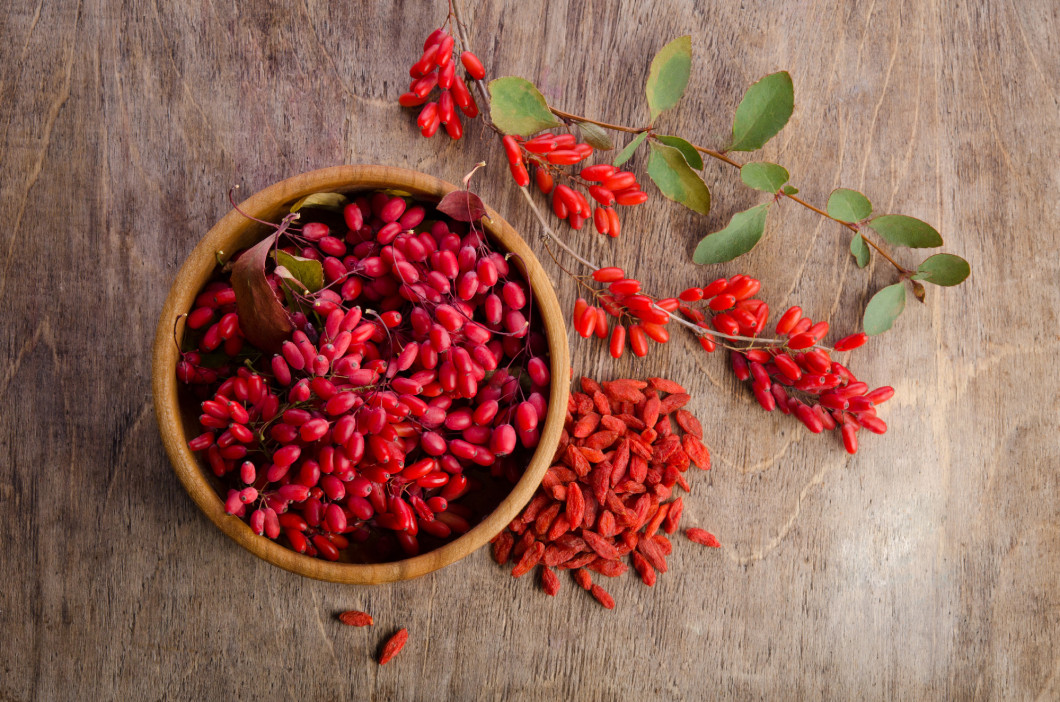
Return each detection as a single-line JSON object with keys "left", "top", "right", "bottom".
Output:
{"left": 781, "top": 184, "right": 799, "bottom": 195}
{"left": 487, "top": 77, "right": 562, "bottom": 136}
{"left": 729, "top": 71, "right": 794, "bottom": 152}
{"left": 850, "top": 234, "right": 870, "bottom": 268}
{"left": 740, "top": 161, "right": 790, "bottom": 193}
{"left": 647, "top": 142, "right": 712, "bottom": 215}
{"left": 645, "top": 36, "right": 692, "bottom": 121}
{"left": 654, "top": 135, "right": 703, "bottom": 169}
{"left": 826, "top": 188, "right": 872, "bottom": 222}
{"left": 274, "top": 250, "right": 323, "bottom": 307}
{"left": 613, "top": 131, "right": 649, "bottom": 167}
{"left": 290, "top": 192, "right": 348, "bottom": 213}
{"left": 575, "top": 121, "right": 614, "bottom": 150}
{"left": 913, "top": 253, "right": 970, "bottom": 286}
{"left": 863, "top": 283, "right": 907, "bottom": 335}
{"left": 692, "top": 204, "right": 769, "bottom": 264}
{"left": 868, "top": 214, "right": 943, "bottom": 248}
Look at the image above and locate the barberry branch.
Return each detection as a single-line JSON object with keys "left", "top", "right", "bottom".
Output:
{"left": 684, "top": 141, "right": 914, "bottom": 275}
{"left": 518, "top": 185, "right": 802, "bottom": 350}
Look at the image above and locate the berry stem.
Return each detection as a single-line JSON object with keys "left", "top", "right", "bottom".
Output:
{"left": 548, "top": 107, "right": 651, "bottom": 135}
{"left": 452, "top": 0, "right": 497, "bottom": 132}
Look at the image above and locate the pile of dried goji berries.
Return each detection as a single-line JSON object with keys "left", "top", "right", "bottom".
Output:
{"left": 490, "top": 377, "right": 719, "bottom": 608}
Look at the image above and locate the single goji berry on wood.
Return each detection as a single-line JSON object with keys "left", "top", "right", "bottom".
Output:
{"left": 590, "top": 584, "right": 615, "bottom": 610}
{"left": 339, "top": 610, "right": 374, "bottom": 627}
{"left": 378, "top": 628, "right": 409, "bottom": 665}
{"left": 685, "top": 528, "right": 721, "bottom": 547}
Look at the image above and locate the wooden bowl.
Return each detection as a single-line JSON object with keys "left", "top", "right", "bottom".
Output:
{"left": 152, "top": 165, "right": 570, "bottom": 584}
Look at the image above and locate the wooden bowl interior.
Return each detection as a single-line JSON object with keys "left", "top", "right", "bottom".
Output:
{"left": 152, "top": 165, "right": 570, "bottom": 584}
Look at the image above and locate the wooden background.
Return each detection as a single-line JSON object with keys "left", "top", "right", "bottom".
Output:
{"left": 2, "top": 0, "right": 1057, "bottom": 699}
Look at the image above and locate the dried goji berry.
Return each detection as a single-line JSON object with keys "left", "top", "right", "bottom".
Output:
{"left": 511, "top": 540, "right": 545, "bottom": 577}
{"left": 582, "top": 530, "right": 620, "bottom": 559}
{"left": 674, "top": 409, "right": 702, "bottom": 439}
{"left": 588, "top": 557, "right": 628, "bottom": 577}
{"left": 636, "top": 537, "right": 668, "bottom": 573}
{"left": 590, "top": 584, "right": 615, "bottom": 609}
{"left": 573, "top": 412, "right": 601, "bottom": 437}
{"left": 491, "top": 531, "right": 514, "bottom": 564}
{"left": 662, "top": 497, "right": 683, "bottom": 534}
{"left": 339, "top": 610, "right": 374, "bottom": 627}
{"left": 631, "top": 551, "right": 656, "bottom": 587}
{"left": 378, "top": 628, "right": 409, "bottom": 665}
{"left": 648, "top": 377, "right": 686, "bottom": 394}
{"left": 681, "top": 434, "right": 711, "bottom": 470}
{"left": 565, "top": 483, "right": 585, "bottom": 529}
{"left": 540, "top": 565, "right": 561, "bottom": 596}
{"left": 685, "top": 527, "right": 721, "bottom": 547}
{"left": 658, "top": 392, "right": 691, "bottom": 414}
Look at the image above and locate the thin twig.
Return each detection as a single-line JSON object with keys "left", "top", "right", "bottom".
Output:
{"left": 549, "top": 107, "right": 650, "bottom": 135}
{"left": 451, "top": 1, "right": 499, "bottom": 133}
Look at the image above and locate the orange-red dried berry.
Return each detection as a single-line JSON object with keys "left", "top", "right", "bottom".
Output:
{"left": 685, "top": 527, "right": 721, "bottom": 547}
{"left": 590, "top": 584, "right": 615, "bottom": 609}
{"left": 631, "top": 551, "right": 656, "bottom": 587}
{"left": 338, "top": 610, "right": 374, "bottom": 627}
{"left": 540, "top": 565, "right": 561, "bottom": 596}
{"left": 378, "top": 628, "right": 409, "bottom": 665}
{"left": 491, "top": 531, "right": 514, "bottom": 564}
{"left": 648, "top": 377, "right": 686, "bottom": 394}
{"left": 512, "top": 540, "right": 545, "bottom": 577}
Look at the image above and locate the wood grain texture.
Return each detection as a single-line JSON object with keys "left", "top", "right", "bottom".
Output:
{"left": 1, "top": 0, "right": 1057, "bottom": 699}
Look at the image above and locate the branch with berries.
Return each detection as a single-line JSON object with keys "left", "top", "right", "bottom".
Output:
{"left": 394, "top": 2, "right": 968, "bottom": 452}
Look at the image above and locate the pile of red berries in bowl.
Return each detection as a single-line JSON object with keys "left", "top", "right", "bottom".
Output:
{"left": 152, "top": 165, "right": 569, "bottom": 584}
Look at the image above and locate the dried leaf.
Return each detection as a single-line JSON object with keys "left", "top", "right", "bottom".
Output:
{"left": 289, "top": 192, "right": 348, "bottom": 213}
{"left": 575, "top": 121, "right": 614, "bottom": 150}
{"left": 231, "top": 226, "right": 294, "bottom": 353}
{"left": 437, "top": 190, "right": 488, "bottom": 223}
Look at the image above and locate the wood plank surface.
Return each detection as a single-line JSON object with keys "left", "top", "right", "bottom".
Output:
{"left": 1, "top": 0, "right": 1058, "bottom": 699}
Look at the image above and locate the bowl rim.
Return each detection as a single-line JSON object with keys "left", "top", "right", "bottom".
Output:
{"left": 151, "top": 164, "right": 570, "bottom": 584}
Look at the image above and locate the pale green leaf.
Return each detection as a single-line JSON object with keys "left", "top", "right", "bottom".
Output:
{"left": 613, "top": 131, "right": 648, "bottom": 167}
{"left": 654, "top": 135, "right": 703, "bottom": 169}
{"left": 647, "top": 141, "right": 711, "bottom": 215}
{"left": 274, "top": 250, "right": 323, "bottom": 308}
{"left": 740, "top": 161, "right": 790, "bottom": 193}
{"left": 692, "top": 204, "right": 769, "bottom": 264}
{"left": 850, "top": 234, "right": 870, "bottom": 268}
{"left": 863, "top": 283, "right": 906, "bottom": 335}
{"left": 868, "top": 214, "right": 943, "bottom": 248}
{"left": 487, "top": 77, "right": 562, "bottom": 136}
{"left": 914, "top": 253, "right": 970, "bottom": 286}
{"left": 729, "top": 71, "right": 794, "bottom": 152}
{"left": 290, "top": 192, "right": 348, "bottom": 213}
{"left": 646, "top": 36, "right": 692, "bottom": 121}
{"left": 826, "top": 188, "right": 872, "bottom": 222}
